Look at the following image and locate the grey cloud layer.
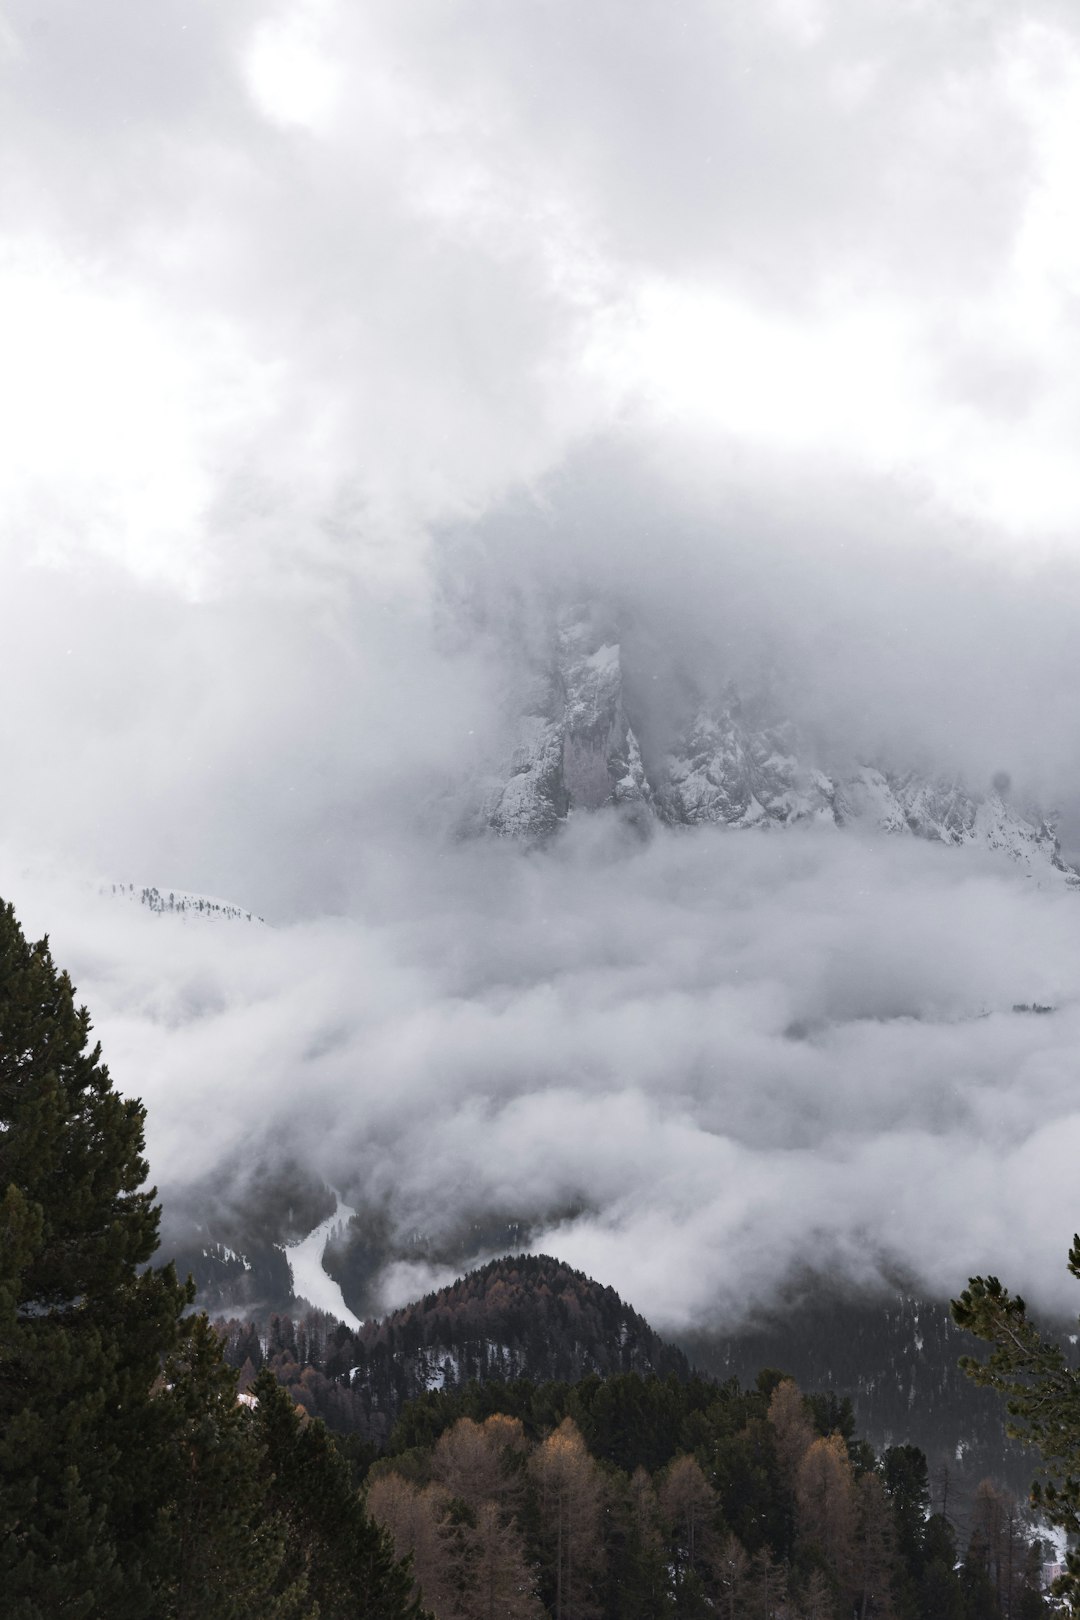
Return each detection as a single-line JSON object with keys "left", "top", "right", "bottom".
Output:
{"left": 4, "top": 0, "right": 1080, "bottom": 597}
{"left": 5, "top": 2, "right": 1080, "bottom": 1332}
{"left": 8, "top": 821, "right": 1080, "bottom": 1331}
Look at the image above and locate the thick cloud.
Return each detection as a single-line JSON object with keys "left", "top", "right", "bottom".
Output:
{"left": 7, "top": 822, "right": 1080, "bottom": 1332}
{"left": 5, "top": 2, "right": 1080, "bottom": 1330}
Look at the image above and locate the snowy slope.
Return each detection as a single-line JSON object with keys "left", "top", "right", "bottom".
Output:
{"left": 102, "top": 882, "right": 266, "bottom": 924}
{"left": 284, "top": 1194, "right": 362, "bottom": 1330}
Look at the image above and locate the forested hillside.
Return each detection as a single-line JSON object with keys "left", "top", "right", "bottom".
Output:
{"left": 367, "top": 1369, "right": 1053, "bottom": 1619}
{"left": 216, "top": 1253, "right": 690, "bottom": 1444}
{"left": 690, "top": 1288, "right": 1049, "bottom": 1502}
{"left": 211, "top": 1259, "right": 1060, "bottom": 1617}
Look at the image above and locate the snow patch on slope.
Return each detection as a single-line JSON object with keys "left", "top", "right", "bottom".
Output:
{"left": 102, "top": 882, "right": 266, "bottom": 924}
{"left": 284, "top": 1193, "right": 362, "bottom": 1330}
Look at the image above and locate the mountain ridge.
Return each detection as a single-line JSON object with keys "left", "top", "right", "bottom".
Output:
{"left": 477, "top": 603, "right": 1077, "bottom": 885}
{"left": 215, "top": 1251, "right": 692, "bottom": 1448}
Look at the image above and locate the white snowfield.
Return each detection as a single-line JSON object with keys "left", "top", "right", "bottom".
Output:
{"left": 283, "top": 1195, "right": 362, "bottom": 1330}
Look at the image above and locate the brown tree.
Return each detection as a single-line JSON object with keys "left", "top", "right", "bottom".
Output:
{"left": 529, "top": 1417, "right": 603, "bottom": 1620}
{"left": 796, "top": 1567, "right": 837, "bottom": 1620}
{"left": 433, "top": 1417, "right": 510, "bottom": 1508}
{"left": 969, "top": 1478, "right": 1032, "bottom": 1620}
{"left": 712, "top": 1534, "right": 751, "bottom": 1620}
{"left": 659, "top": 1453, "right": 718, "bottom": 1574}
{"left": 368, "top": 1473, "right": 456, "bottom": 1616}
{"left": 465, "top": 1499, "right": 544, "bottom": 1620}
{"left": 796, "top": 1434, "right": 856, "bottom": 1584}
{"left": 747, "top": 1544, "right": 789, "bottom": 1619}
{"left": 768, "top": 1378, "right": 816, "bottom": 1488}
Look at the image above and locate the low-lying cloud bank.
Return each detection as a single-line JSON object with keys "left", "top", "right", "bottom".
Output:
{"left": 7, "top": 817, "right": 1080, "bottom": 1332}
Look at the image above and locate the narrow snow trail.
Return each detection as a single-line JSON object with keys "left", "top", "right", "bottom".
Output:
{"left": 283, "top": 1193, "right": 362, "bottom": 1329}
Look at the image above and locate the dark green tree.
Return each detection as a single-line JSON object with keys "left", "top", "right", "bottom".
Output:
{"left": 953, "top": 1252, "right": 1075, "bottom": 1613}
{"left": 148, "top": 1315, "right": 311, "bottom": 1620}
{"left": 0, "top": 900, "right": 191, "bottom": 1617}
{"left": 251, "top": 1368, "right": 425, "bottom": 1619}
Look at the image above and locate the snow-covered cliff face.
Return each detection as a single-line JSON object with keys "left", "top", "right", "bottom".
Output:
{"left": 478, "top": 605, "right": 1077, "bottom": 884}
{"left": 481, "top": 605, "right": 653, "bottom": 836}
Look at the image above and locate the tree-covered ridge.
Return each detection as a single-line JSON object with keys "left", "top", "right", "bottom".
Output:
{"left": 0, "top": 896, "right": 420, "bottom": 1619}
{"left": 377, "top": 1253, "right": 691, "bottom": 1383}
{"left": 369, "top": 1370, "right": 1052, "bottom": 1620}
{"left": 215, "top": 1253, "right": 691, "bottom": 1446}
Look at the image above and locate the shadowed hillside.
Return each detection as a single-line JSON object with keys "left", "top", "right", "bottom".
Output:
{"left": 216, "top": 1253, "right": 691, "bottom": 1446}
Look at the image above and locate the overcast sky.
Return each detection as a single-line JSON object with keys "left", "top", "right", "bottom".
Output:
{"left": 5, "top": 1, "right": 1080, "bottom": 1329}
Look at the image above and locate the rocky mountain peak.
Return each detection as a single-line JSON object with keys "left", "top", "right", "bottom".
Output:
{"left": 478, "top": 602, "right": 1077, "bottom": 884}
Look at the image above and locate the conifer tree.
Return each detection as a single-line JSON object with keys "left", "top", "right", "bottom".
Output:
{"left": 148, "top": 1315, "right": 311, "bottom": 1620}
{"left": 953, "top": 1250, "right": 1080, "bottom": 1612}
{"left": 250, "top": 1367, "right": 425, "bottom": 1619}
{"left": 0, "top": 900, "right": 190, "bottom": 1617}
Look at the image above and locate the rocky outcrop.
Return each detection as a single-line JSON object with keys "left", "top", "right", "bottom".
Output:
{"left": 482, "top": 605, "right": 652, "bottom": 836}
{"left": 478, "top": 603, "right": 1077, "bottom": 884}
{"left": 657, "top": 696, "right": 837, "bottom": 828}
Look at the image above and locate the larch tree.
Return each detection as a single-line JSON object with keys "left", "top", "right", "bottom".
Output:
{"left": 713, "top": 1534, "right": 751, "bottom": 1620}
{"left": 529, "top": 1416, "right": 603, "bottom": 1620}
{"left": 367, "top": 1474, "right": 454, "bottom": 1616}
{"left": 795, "top": 1433, "right": 857, "bottom": 1586}
{"left": 433, "top": 1415, "right": 513, "bottom": 1508}
{"left": 768, "top": 1378, "right": 816, "bottom": 1488}
{"left": 659, "top": 1452, "right": 718, "bottom": 1579}
{"left": 747, "top": 1544, "right": 789, "bottom": 1620}
{"left": 796, "top": 1567, "right": 836, "bottom": 1620}
{"left": 466, "top": 1499, "right": 543, "bottom": 1620}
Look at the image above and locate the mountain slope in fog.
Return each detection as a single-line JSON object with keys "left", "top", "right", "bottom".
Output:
{"left": 478, "top": 602, "right": 1075, "bottom": 885}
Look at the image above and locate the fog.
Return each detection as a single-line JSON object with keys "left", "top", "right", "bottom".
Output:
{"left": 5, "top": 1, "right": 1080, "bottom": 1330}
{"left": 6, "top": 820, "right": 1080, "bottom": 1331}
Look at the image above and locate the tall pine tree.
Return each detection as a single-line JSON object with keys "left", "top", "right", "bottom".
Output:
{"left": 0, "top": 900, "right": 191, "bottom": 1617}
